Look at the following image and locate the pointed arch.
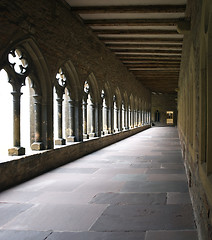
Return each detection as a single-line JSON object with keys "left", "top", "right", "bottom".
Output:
{"left": 1, "top": 37, "right": 52, "bottom": 153}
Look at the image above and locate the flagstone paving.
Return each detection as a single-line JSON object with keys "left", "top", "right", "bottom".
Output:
{"left": 0, "top": 127, "right": 198, "bottom": 240}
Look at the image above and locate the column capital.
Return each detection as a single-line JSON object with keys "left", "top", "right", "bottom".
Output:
{"left": 33, "top": 94, "right": 42, "bottom": 104}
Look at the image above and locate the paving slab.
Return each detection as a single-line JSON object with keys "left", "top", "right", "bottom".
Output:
{"left": 3, "top": 204, "right": 108, "bottom": 232}
{"left": 0, "top": 190, "right": 41, "bottom": 203}
{"left": 167, "top": 192, "right": 192, "bottom": 204}
{"left": 121, "top": 180, "right": 189, "bottom": 193}
{"left": 147, "top": 174, "right": 187, "bottom": 181}
{"left": 90, "top": 192, "right": 166, "bottom": 205}
{"left": 91, "top": 204, "right": 196, "bottom": 232}
{"left": 51, "top": 167, "right": 99, "bottom": 174}
{"left": 146, "top": 168, "right": 185, "bottom": 174}
{"left": 145, "top": 230, "right": 198, "bottom": 240}
{"left": 47, "top": 231, "right": 146, "bottom": 240}
{"left": 112, "top": 174, "right": 147, "bottom": 182}
{"left": 0, "top": 203, "right": 33, "bottom": 227}
{"left": 0, "top": 230, "right": 52, "bottom": 240}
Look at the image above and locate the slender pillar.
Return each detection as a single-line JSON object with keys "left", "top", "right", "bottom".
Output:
{"left": 74, "top": 100, "right": 83, "bottom": 142}
{"left": 103, "top": 105, "right": 108, "bottom": 134}
{"left": 31, "top": 94, "right": 44, "bottom": 150}
{"left": 123, "top": 108, "right": 126, "bottom": 130}
{"left": 67, "top": 99, "right": 75, "bottom": 142}
{"left": 89, "top": 102, "right": 96, "bottom": 138}
{"left": 119, "top": 107, "right": 122, "bottom": 131}
{"left": 131, "top": 109, "right": 134, "bottom": 128}
{"left": 82, "top": 99, "right": 89, "bottom": 139}
{"left": 116, "top": 107, "right": 119, "bottom": 132}
{"left": 8, "top": 89, "right": 25, "bottom": 155}
{"left": 111, "top": 106, "right": 114, "bottom": 133}
{"left": 55, "top": 97, "right": 66, "bottom": 145}
{"left": 107, "top": 106, "right": 110, "bottom": 134}
{"left": 126, "top": 107, "right": 129, "bottom": 130}
{"left": 96, "top": 102, "right": 101, "bottom": 137}
{"left": 142, "top": 110, "right": 144, "bottom": 125}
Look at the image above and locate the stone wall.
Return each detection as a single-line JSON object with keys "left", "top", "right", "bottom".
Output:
{"left": 0, "top": 126, "right": 149, "bottom": 192}
{"left": 178, "top": 0, "right": 212, "bottom": 239}
{"left": 151, "top": 93, "right": 177, "bottom": 126}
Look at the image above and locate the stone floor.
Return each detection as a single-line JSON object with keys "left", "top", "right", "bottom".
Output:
{"left": 0, "top": 127, "right": 199, "bottom": 240}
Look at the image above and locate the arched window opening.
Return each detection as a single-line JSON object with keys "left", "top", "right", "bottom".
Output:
{"left": 0, "top": 69, "right": 13, "bottom": 158}
{"left": 6, "top": 48, "right": 31, "bottom": 156}
{"left": 54, "top": 67, "right": 67, "bottom": 145}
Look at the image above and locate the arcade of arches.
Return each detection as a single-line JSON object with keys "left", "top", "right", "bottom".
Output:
{"left": 0, "top": 0, "right": 212, "bottom": 239}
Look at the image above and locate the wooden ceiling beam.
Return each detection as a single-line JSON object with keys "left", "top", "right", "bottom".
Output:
{"left": 94, "top": 29, "right": 179, "bottom": 35}
{"left": 84, "top": 18, "right": 185, "bottom": 27}
{"left": 71, "top": 5, "right": 186, "bottom": 14}
{"left": 112, "top": 49, "right": 182, "bottom": 54}
{"left": 123, "top": 61, "right": 181, "bottom": 64}
{"left": 129, "top": 68, "right": 180, "bottom": 71}
{"left": 116, "top": 53, "right": 181, "bottom": 56}
{"left": 107, "top": 44, "right": 182, "bottom": 49}
{"left": 118, "top": 54, "right": 181, "bottom": 58}
{"left": 124, "top": 64, "right": 180, "bottom": 68}
{"left": 100, "top": 37, "right": 183, "bottom": 43}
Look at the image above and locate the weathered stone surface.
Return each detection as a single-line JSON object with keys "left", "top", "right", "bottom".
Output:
{"left": 8, "top": 147, "right": 25, "bottom": 156}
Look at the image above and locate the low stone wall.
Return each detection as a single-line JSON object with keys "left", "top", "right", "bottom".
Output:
{"left": 0, "top": 126, "right": 150, "bottom": 192}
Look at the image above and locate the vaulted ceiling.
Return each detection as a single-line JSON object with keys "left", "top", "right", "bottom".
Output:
{"left": 65, "top": 0, "right": 188, "bottom": 94}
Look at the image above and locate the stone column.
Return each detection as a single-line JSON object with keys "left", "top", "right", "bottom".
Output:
{"left": 131, "top": 109, "right": 134, "bottom": 128}
{"left": 123, "top": 108, "right": 126, "bottom": 130}
{"left": 126, "top": 107, "right": 129, "bottom": 130}
{"left": 82, "top": 99, "right": 89, "bottom": 139}
{"left": 74, "top": 100, "right": 83, "bottom": 142}
{"left": 106, "top": 106, "right": 110, "bottom": 134}
{"left": 134, "top": 110, "right": 137, "bottom": 127}
{"left": 8, "top": 89, "right": 25, "bottom": 156}
{"left": 142, "top": 110, "right": 144, "bottom": 125}
{"left": 89, "top": 102, "right": 96, "bottom": 138}
{"left": 119, "top": 107, "right": 122, "bottom": 131}
{"left": 111, "top": 105, "right": 114, "bottom": 133}
{"left": 115, "top": 106, "right": 119, "bottom": 132}
{"left": 100, "top": 102, "right": 104, "bottom": 136}
{"left": 31, "top": 94, "right": 44, "bottom": 150}
{"left": 55, "top": 97, "right": 66, "bottom": 145}
{"left": 96, "top": 102, "right": 101, "bottom": 137}
{"left": 67, "top": 99, "right": 75, "bottom": 142}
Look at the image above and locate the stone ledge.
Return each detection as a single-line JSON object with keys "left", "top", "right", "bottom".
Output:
{"left": 0, "top": 125, "right": 150, "bottom": 192}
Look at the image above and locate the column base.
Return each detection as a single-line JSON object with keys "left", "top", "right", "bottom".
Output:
{"left": 83, "top": 134, "right": 89, "bottom": 139}
{"left": 103, "top": 130, "right": 109, "bottom": 135}
{"left": 31, "top": 142, "right": 44, "bottom": 151}
{"left": 89, "top": 133, "right": 96, "bottom": 138}
{"left": 67, "top": 136, "right": 75, "bottom": 142}
{"left": 8, "top": 147, "right": 25, "bottom": 156}
{"left": 55, "top": 138, "right": 66, "bottom": 145}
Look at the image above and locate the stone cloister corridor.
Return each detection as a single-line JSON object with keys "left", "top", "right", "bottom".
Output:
{"left": 0, "top": 127, "right": 198, "bottom": 240}
{"left": 1, "top": 0, "right": 212, "bottom": 239}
